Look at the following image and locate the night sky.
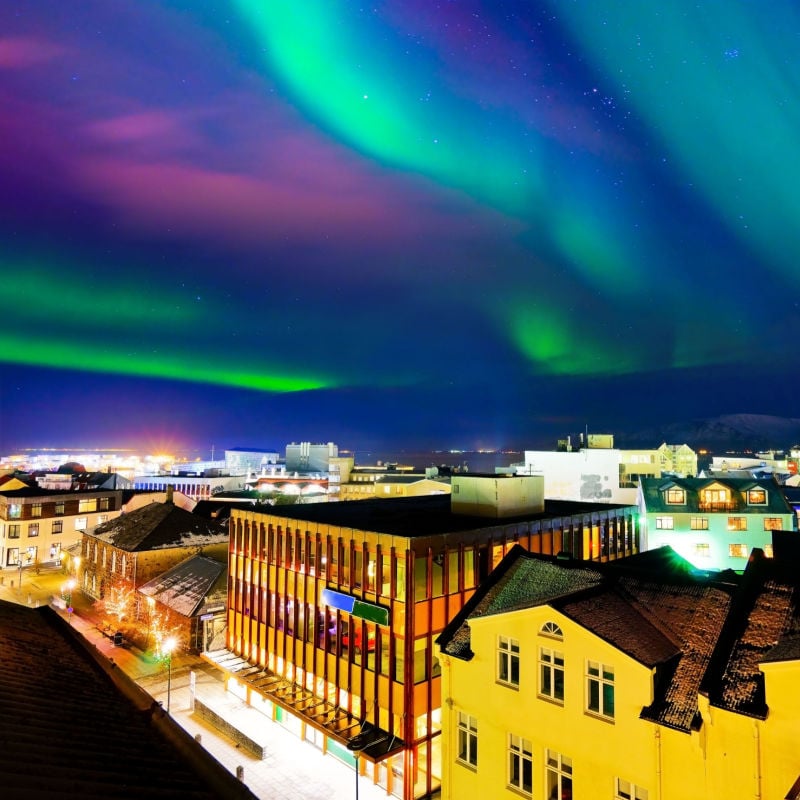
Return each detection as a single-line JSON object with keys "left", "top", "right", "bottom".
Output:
{"left": 1, "top": 1, "right": 798, "bottom": 454}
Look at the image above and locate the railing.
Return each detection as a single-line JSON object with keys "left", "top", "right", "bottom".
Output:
{"left": 698, "top": 501, "right": 738, "bottom": 512}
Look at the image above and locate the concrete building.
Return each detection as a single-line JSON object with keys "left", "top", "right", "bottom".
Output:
{"left": 0, "top": 484, "right": 123, "bottom": 574}
{"left": 132, "top": 472, "right": 245, "bottom": 501}
{"left": 208, "top": 475, "right": 641, "bottom": 799}
{"left": 638, "top": 476, "right": 797, "bottom": 571}
{"left": 516, "top": 438, "right": 698, "bottom": 505}
{"left": 226, "top": 447, "right": 280, "bottom": 474}
{"left": 285, "top": 442, "right": 339, "bottom": 473}
{"left": 435, "top": 543, "right": 800, "bottom": 800}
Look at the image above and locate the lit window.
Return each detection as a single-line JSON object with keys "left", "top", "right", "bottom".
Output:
{"left": 79, "top": 498, "right": 97, "bottom": 513}
{"left": 727, "top": 517, "right": 747, "bottom": 531}
{"left": 540, "top": 647, "right": 565, "bottom": 703}
{"left": 546, "top": 750, "right": 573, "bottom": 800}
{"left": 690, "top": 517, "right": 709, "bottom": 530}
{"left": 8, "top": 504, "right": 21, "bottom": 519}
{"left": 457, "top": 712, "right": 478, "bottom": 768}
{"left": 694, "top": 543, "right": 711, "bottom": 558}
{"left": 7, "top": 524, "right": 20, "bottom": 539}
{"left": 586, "top": 661, "right": 615, "bottom": 719}
{"left": 665, "top": 489, "right": 685, "bottom": 504}
{"left": 100, "top": 497, "right": 111, "bottom": 511}
{"left": 702, "top": 488, "right": 729, "bottom": 505}
{"left": 52, "top": 520, "right": 62, "bottom": 535}
{"left": 617, "top": 777, "right": 649, "bottom": 800}
{"left": 764, "top": 518, "right": 783, "bottom": 531}
{"left": 655, "top": 517, "right": 674, "bottom": 530}
{"left": 508, "top": 734, "right": 532, "bottom": 795}
{"left": 763, "top": 544, "right": 774, "bottom": 558}
{"left": 27, "top": 524, "right": 39, "bottom": 538}
{"left": 31, "top": 503, "right": 42, "bottom": 518}
{"left": 498, "top": 636, "right": 520, "bottom": 688}
{"left": 747, "top": 489, "right": 767, "bottom": 505}
{"left": 55, "top": 502, "right": 65, "bottom": 516}
{"left": 74, "top": 517, "right": 87, "bottom": 531}
{"left": 729, "top": 544, "right": 748, "bottom": 558}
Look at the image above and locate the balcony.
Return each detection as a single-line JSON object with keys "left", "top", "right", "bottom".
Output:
{"left": 698, "top": 501, "right": 737, "bottom": 512}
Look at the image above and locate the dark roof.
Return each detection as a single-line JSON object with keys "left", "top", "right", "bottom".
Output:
{"left": 239, "top": 493, "right": 635, "bottom": 538}
{"left": 139, "top": 555, "right": 226, "bottom": 617}
{"left": 92, "top": 502, "right": 227, "bottom": 552}
{"left": 437, "top": 545, "right": 739, "bottom": 733}
{"left": 0, "top": 600, "right": 256, "bottom": 799}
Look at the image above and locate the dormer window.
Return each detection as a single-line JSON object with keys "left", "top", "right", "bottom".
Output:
{"left": 665, "top": 488, "right": 685, "bottom": 505}
{"left": 540, "top": 621, "right": 563, "bottom": 640}
{"left": 747, "top": 489, "right": 767, "bottom": 505}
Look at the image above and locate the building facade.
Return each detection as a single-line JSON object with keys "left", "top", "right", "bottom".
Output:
{"left": 211, "top": 476, "right": 641, "bottom": 799}
{"left": 436, "top": 545, "right": 800, "bottom": 800}
{"left": 639, "top": 476, "right": 797, "bottom": 571}
{"left": 0, "top": 485, "right": 123, "bottom": 574}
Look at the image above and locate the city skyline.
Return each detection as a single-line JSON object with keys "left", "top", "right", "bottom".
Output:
{"left": 2, "top": 2, "right": 799, "bottom": 453}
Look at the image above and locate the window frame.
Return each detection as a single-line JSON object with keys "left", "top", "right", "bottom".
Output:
{"left": 655, "top": 516, "right": 674, "bottom": 530}
{"left": 545, "top": 749, "right": 573, "bottom": 800}
{"left": 507, "top": 733, "right": 532, "bottom": 796}
{"left": 728, "top": 543, "right": 748, "bottom": 558}
{"left": 586, "top": 660, "right": 615, "bottom": 720}
{"left": 456, "top": 712, "right": 478, "bottom": 769}
{"left": 539, "top": 646, "right": 565, "bottom": 704}
{"left": 690, "top": 517, "right": 709, "bottom": 530}
{"left": 727, "top": 517, "right": 747, "bottom": 531}
{"left": 665, "top": 488, "right": 685, "bottom": 505}
{"left": 498, "top": 635, "right": 520, "bottom": 688}
{"left": 747, "top": 489, "right": 767, "bottom": 506}
{"left": 763, "top": 517, "right": 783, "bottom": 531}
{"left": 616, "top": 777, "right": 648, "bottom": 800}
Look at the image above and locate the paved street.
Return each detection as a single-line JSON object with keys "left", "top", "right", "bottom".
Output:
{"left": 0, "top": 565, "right": 392, "bottom": 800}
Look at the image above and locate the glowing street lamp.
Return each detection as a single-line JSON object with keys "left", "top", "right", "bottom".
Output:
{"left": 63, "top": 578, "right": 77, "bottom": 625}
{"left": 162, "top": 636, "right": 177, "bottom": 713}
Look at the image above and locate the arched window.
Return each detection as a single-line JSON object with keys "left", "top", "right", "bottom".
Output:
{"left": 540, "top": 621, "right": 563, "bottom": 639}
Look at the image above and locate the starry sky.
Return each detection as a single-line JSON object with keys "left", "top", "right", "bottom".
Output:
{"left": 1, "top": 1, "right": 799, "bottom": 455}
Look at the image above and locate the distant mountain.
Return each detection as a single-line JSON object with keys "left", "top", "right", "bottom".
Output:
{"left": 617, "top": 414, "right": 800, "bottom": 452}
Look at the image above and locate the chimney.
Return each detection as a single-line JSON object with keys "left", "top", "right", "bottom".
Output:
{"left": 166, "top": 485, "right": 174, "bottom": 504}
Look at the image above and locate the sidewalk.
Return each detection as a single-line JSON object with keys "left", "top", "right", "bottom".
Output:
{"left": 0, "top": 566, "right": 392, "bottom": 800}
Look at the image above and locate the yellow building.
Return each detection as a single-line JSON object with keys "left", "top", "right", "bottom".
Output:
{"left": 436, "top": 544, "right": 800, "bottom": 800}
{"left": 211, "top": 476, "right": 642, "bottom": 799}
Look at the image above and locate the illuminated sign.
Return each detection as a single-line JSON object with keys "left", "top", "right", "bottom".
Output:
{"left": 322, "top": 588, "right": 389, "bottom": 626}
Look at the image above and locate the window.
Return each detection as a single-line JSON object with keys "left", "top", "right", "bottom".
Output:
{"left": 6, "top": 548, "right": 19, "bottom": 566}
{"left": 8, "top": 504, "right": 21, "bottom": 519}
{"left": 456, "top": 712, "right": 478, "bottom": 768}
{"left": 655, "top": 517, "right": 673, "bottom": 530}
{"left": 665, "top": 488, "right": 685, "bottom": 504}
{"left": 764, "top": 544, "right": 774, "bottom": 558}
{"left": 702, "top": 488, "right": 729, "bottom": 504}
{"left": 764, "top": 518, "right": 783, "bottom": 531}
{"left": 74, "top": 517, "right": 87, "bottom": 531}
{"left": 79, "top": 498, "right": 97, "bottom": 513}
{"left": 747, "top": 489, "right": 767, "bottom": 505}
{"left": 540, "top": 647, "right": 565, "bottom": 703}
{"left": 546, "top": 750, "right": 573, "bottom": 800}
{"left": 7, "top": 524, "right": 20, "bottom": 539}
{"left": 97, "top": 515, "right": 108, "bottom": 526}
{"left": 508, "top": 734, "right": 532, "bottom": 795}
{"left": 727, "top": 517, "right": 747, "bottom": 531}
{"left": 694, "top": 543, "right": 711, "bottom": 559}
{"left": 690, "top": 517, "right": 709, "bottom": 530}
{"left": 55, "top": 502, "right": 65, "bottom": 516}
{"left": 616, "top": 778, "right": 648, "bottom": 800}
{"left": 31, "top": 503, "right": 42, "bottom": 518}
{"left": 52, "top": 520, "right": 63, "bottom": 535}
{"left": 498, "top": 636, "right": 520, "bottom": 688}
{"left": 100, "top": 497, "right": 110, "bottom": 511}
{"left": 586, "top": 661, "right": 615, "bottom": 719}
{"left": 729, "top": 544, "right": 748, "bottom": 558}
{"left": 27, "top": 523, "right": 40, "bottom": 538}
{"left": 540, "top": 621, "right": 563, "bottom": 639}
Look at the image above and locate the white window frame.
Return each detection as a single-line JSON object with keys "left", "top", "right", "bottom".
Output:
{"left": 456, "top": 712, "right": 478, "bottom": 769}
{"left": 586, "top": 660, "right": 615, "bottom": 719}
{"left": 508, "top": 734, "right": 532, "bottom": 796}
{"left": 539, "top": 647, "right": 565, "bottom": 704}
{"left": 616, "top": 777, "right": 648, "bottom": 800}
{"left": 498, "top": 636, "right": 520, "bottom": 688}
{"left": 655, "top": 516, "right": 674, "bottom": 530}
{"left": 546, "top": 749, "right": 573, "bottom": 800}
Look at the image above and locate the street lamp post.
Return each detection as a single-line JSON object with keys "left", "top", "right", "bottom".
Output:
{"left": 63, "top": 578, "right": 76, "bottom": 625}
{"left": 162, "top": 636, "right": 177, "bottom": 713}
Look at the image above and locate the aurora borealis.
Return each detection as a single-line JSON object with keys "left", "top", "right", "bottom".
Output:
{"left": 1, "top": 1, "right": 798, "bottom": 452}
